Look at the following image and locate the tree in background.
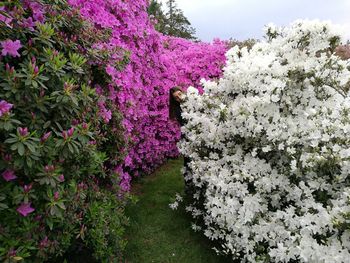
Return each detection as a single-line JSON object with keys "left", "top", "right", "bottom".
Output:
{"left": 147, "top": 0, "right": 167, "bottom": 33}
{"left": 148, "top": 0, "right": 197, "bottom": 40}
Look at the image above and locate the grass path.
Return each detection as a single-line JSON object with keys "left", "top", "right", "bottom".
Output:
{"left": 124, "top": 158, "right": 232, "bottom": 263}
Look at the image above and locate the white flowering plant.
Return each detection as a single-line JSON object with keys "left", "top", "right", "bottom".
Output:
{"left": 178, "top": 20, "right": 350, "bottom": 262}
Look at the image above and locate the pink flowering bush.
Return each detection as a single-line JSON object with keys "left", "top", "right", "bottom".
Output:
{"left": 68, "top": 0, "right": 228, "bottom": 190}
{"left": 0, "top": 1, "right": 129, "bottom": 261}
{"left": 1, "top": 0, "right": 228, "bottom": 261}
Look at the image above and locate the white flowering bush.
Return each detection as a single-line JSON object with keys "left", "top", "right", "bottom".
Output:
{"left": 179, "top": 20, "right": 350, "bottom": 262}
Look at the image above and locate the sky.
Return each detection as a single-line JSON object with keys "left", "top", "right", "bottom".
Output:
{"left": 159, "top": 0, "right": 350, "bottom": 42}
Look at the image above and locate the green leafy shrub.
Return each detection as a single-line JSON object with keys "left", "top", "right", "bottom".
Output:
{"left": 0, "top": 0, "right": 130, "bottom": 261}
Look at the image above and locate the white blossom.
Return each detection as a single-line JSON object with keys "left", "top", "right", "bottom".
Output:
{"left": 178, "top": 20, "right": 350, "bottom": 262}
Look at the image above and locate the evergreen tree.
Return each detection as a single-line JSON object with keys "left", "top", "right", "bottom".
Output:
{"left": 148, "top": 0, "right": 197, "bottom": 40}
{"left": 147, "top": 0, "right": 167, "bottom": 33}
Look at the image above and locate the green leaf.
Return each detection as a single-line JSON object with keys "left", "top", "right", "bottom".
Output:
{"left": 25, "top": 142, "right": 36, "bottom": 153}
{"left": 11, "top": 142, "right": 19, "bottom": 151}
{"left": 18, "top": 143, "right": 25, "bottom": 156}
{"left": 68, "top": 143, "right": 74, "bottom": 153}
{"left": 57, "top": 202, "right": 66, "bottom": 210}
{"left": 0, "top": 203, "right": 8, "bottom": 210}
{"left": 4, "top": 137, "right": 18, "bottom": 144}
{"left": 44, "top": 121, "right": 51, "bottom": 129}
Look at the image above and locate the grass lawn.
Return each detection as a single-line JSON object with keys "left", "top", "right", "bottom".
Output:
{"left": 124, "top": 157, "right": 232, "bottom": 263}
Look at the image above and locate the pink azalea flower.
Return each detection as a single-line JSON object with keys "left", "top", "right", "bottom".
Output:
{"left": 2, "top": 169, "right": 17, "bottom": 181}
{"left": 58, "top": 174, "right": 65, "bottom": 182}
{"left": 39, "top": 236, "right": 49, "bottom": 248}
{"left": 0, "top": 7, "right": 12, "bottom": 26}
{"left": 1, "top": 39, "right": 22, "bottom": 57}
{"left": 18, "top": 127, "right": 29, "bottom": 137}
{"left": 99, "top": 109, "right": 112, "bottom": 123}
{"left": 21, "top": 17, "right": 36, "bottom": 30}
{"left": 67, "top": 127, "right": 74, "bottom": 137}
{"left": 0, "top": 100, "right": 13, "bottom": 117}
{"left": 23, "top": 184, "right": 33, "bottom": 193}
{"left": 62, "top": 127, "right": 74, "bottom": 140}
{"left": 17, "top": 202, "right": 35, "bottom": 217}
{"left": 40, "top": 131, "right": 52, "bottom": 143}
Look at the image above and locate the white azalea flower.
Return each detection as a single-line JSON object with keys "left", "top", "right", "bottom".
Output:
{"left": 178, "top": 19, "right": 350, "bottom": 262}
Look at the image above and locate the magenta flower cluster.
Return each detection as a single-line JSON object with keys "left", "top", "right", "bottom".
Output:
{"left": 68, "top": 0, "right": 228, "bottom": 191}
{"left": 0, "top": 99, "right": 13, "bottom": 117}
{"left": 0, "top": 39, "right": 22, "bottom": 57}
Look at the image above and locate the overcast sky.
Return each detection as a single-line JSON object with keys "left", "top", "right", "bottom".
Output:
{"left": 159, "top": 0, "right": 350, "bottom": 42}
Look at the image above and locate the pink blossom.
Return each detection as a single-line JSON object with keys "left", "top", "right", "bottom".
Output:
{"left": 99, "top": 109, "right": 112, "bottom": 123}
{"left": 39, "top": 236, "right": 49, "bottom": 248}
{"left": 3, "top": 154, "right": 12, "bottom": 162}
{"left": 54, "top": 191, "right": 59, "bottom": 201}
{"left": 18, "top": 127, "right": 29, "bottom": 137}
{"left": 88, "top": 140, "right": 97, "bottom": 145}
{"left": 0, "top": 7, "right": 12, "bottom": 26}
{"left": 67, "top": 127, "right": 74, "bottom": 137}
{"left": 17, "top": 202, "right": 35, "bottom": 217}
{"left": 2, "top": 169, "right": 17, "bottom": 181}
{"left": 40, "top": 131, "right": 52, "bottom": 143}
{"left": 62, "top": 127, "right": 74, "bottom": 139}
{"left": 67, "top": 0, "right": 227, "bottom": 192}
{"left": 7, "top": 248, "right": 16, "bottom": 258}
{"left": 106, "top": 64, "right": 117, "bottom": 77}
{"left": 58, "top": 174, "right": 65, "bottom": 182}
{"left": 23, "top": 184, "right": 33, "bottom": 193}
{"left": 21, "top": 17, "right": 36, "bottom": 30}
{"left": 44, "top": 165, "right": 55, "bottom": 173}
{"left": 0, "top": 100, "right": 13, "bottom": 117}
{"left": 33, "top": 65, "right": 39, "bottom": 75}
{"left": 1, "top": 39, "right": 22, "bottom": 57}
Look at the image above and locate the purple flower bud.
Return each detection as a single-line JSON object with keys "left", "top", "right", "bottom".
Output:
{"left": 40, "top": 89, "right": 45, "bottom": 97}
{"left": 54, "top": 191, "right": 59, "bottom": 201}
{"left": 63, "top": 82, "right": 71, "bottom": 93}
{"left": 67, "top": 127, "right": 74, "bottom": 137}
{"left": 28, "top": 38, "right": 33, "bottom": 47}
{"left": 78, "top": 182, "right": 85, "bottom": 190}
{"left": 23, "top": 183, "right": 33, "bottom": 193}
{"left": 8, "top": 249, "right": 16, "bottom": 257}
{"left": 44, "top": 165, "right": 55, "bottom": 173}
{"left": 3, "top": 154, "right": 12, "bottom": 162}
{"left": 5, "top": 63, "right": 10, "bottom": 71}
{"left": 34, "top": 214, "right": 42, "bottom": 221}
{"left": 72, "top": 119, "right": 79, "bottom": 126}
{"left": 34, "top": 65, "right": 39, "bottom": 75}
{"left": 82, "top": 122, "right": 88, "bottom": 130}
{"left": 39, "top": 236, "right": 49, "bottom": 248}
{"left": 18, "top": 127, "right": 29, "bottom": 137}
{"left": 58, "top": 174, "right": 65, "bottom": 182}
{"left": 40, "top": 131, "right": 51, "bottom": 143}
{"left": 31, "top": 56, "right": 36, "bottom": 64}
{"left": 62, "top": 130, "right": 67, "bottom": 140}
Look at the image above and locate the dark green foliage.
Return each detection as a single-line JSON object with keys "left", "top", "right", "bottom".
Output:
{"left": 0, "top": 0, "right": 130, "bottom": 261}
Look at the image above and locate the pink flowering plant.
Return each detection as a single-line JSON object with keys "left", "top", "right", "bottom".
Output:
{"left": 69, "top": 0, "right": 228, "bottom": 191}
{"left": 0, "top": 0, "right": 130, "bottom": 261}
{"left": 1, "top": 0, "right": 229, "bottom": 260}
